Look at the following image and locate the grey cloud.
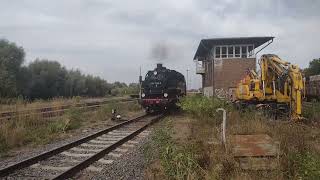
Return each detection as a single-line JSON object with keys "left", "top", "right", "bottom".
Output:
{"left": 0, "top": 0, "right": 319, "bottom": 88}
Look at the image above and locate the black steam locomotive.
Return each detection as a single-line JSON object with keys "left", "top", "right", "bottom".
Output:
{"left": 140, "top": 64, "right": 186, "bottom": 113}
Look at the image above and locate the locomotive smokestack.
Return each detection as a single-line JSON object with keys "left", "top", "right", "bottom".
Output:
{"left": 157, "top": 63, "right": 163, "bottom": 69}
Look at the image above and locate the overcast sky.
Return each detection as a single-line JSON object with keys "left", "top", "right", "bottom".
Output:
{"left": 1, "top": 0, "right": 319, "bottom": 89}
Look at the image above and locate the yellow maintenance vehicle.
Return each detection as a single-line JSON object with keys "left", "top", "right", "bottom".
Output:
{"left": 235, "top": 54, "right": 304, "bottom": 120}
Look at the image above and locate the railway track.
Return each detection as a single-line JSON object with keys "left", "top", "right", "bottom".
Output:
{"left": 0, "top": 113, "right": 164, "bottom": 179}
{"left": 0, "top": 98, "right": 137, "bottom": 121}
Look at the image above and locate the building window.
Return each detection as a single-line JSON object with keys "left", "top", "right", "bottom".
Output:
{"left": 228, "top": 46, "right": 234, "bottom": 58}
{"left": 235, "top": 46, "right": 240, "bottom": 57}
{"left": 221, "top": 46, "right": 227, "bottom": 58}
{"left": 214, "top": 45, "right": 254, "bottom": 59}
{"left": 248, "top": 45, "right": 254, "bottom": 57}
{"left": 215, "top": 47, "right": 220, "bottom": 58}
{"left": 241, "top": 46, "right": 247, "bottom": 58}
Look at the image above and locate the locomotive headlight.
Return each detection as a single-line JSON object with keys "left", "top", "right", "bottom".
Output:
{"left": 141, "top": 93, "right": 145, "bottom": 98}
{"left": 153, "top": 71, "right": 157, "bottom": 75}
{"left": 164, "top": 93, "right": 168, "bottom": 97}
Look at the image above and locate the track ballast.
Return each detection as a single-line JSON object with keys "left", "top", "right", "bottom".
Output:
{"left": 0, "top": 114, "right": 164, "bottom": 179}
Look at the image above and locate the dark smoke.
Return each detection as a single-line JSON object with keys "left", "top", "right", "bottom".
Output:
{"left": 150, "top": 41, "right": 169, "bottom": 62}
{"left": 149, "top": 41, "right": 184, "bottom": 64}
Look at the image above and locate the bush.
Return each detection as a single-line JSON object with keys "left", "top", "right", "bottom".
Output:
{"left": 47, "top": 119, "right": 69, "bottom": 133}
{"left": 303, "top": 101, "right": 320, "bottom": 121}
{"left": 63, "top": 107, "right": 84, "bottom": 130}
{"left": 110, "top": 88, "right": 120, "bottom": 96}
{"left": 287, "top": 151, "right": 320, "bottom": 179}
{"left": 144, "top": 120, "right": 204, "bottom": 179}
{"left": 0, "top": 133, "right": 9, "bottom": 154}
{"left": 180, "top": 95, "right": 230, "bottom": 121}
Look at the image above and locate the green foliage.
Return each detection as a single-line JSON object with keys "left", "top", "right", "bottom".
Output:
{"left": 144, "top": 120, "right": 204, "bottom": 179}
{"left": 305, "top": 58, "right": 320, "bottom": 77}
{"left": 105, "top": 101, "right": 142, "bottom": 114}
{"left": 27, "top": 59, "right": 67, "bottom": 99}
{"left": 48, "top": 119, "right": 69, "bottom": 133}
{"left": 0, "top": 100, "right": 142, "bottom": 156}
{"left": 110, "top": 88, "right": 121, "bottom": 96}
{"left": 63, "top": 107, "right": 84, "bottom": 130}
{"left": 25, "top": 60, "right": 112, "bottom": 99}
{"left": 303, "top": 102, "right": 320, "bottom": 121}
{"left": 110, "top": 83, "right": 139, "bottom": 96}
{"left": 0, "top": 38, "right": 139, "bottom": 100}
{"left": 288, "top": 151, "right": 320, "bottom": 179}
{"left": 0, "top": 133, "right": 8, "bottom": 154}
{"left": 180, "top": 95, "right": 230, "bottom": 120}
{"left": 0, "top": 39, "right": 25, "bottom": 97}
{"left": 0, "top": 106, "right": 87, "bottom": 156}
{"left": 94, "top": 101, "right": 141, "bottom": 122}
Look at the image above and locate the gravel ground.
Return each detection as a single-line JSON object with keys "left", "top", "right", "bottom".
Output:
{"left": 0, "top": 113, "right": 153, "bottom": 180}
{"left": 75, "top": 129, "right": 152, "bottom": 180}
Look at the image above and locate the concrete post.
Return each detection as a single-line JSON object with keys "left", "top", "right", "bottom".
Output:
{"left": 216, "top": 108, "right": 227, "bottom": 149}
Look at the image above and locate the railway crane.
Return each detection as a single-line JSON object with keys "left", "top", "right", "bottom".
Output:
{"left": 235, "top": 54, "right": 304, "bottom": 121}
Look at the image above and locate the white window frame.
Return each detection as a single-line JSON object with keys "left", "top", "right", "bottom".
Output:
{"left": 235, "top": 46, "right": 241, "bottom": 58}
{"left": 214, "top": 46, "right": 220, "bottom": 58}
{"left": 221, "top": 46, "right": 227, "bottom": 58}
{"left": 241, "top": 45, "right": 247, "bottom": 58}
{"left": 214, "top": 44, "right": 255, "bottom": 59}
{"left": 248, "top": 45, "right": 255, "bottom": 57}
{"left": 228, "top": 46, "right": 234, "bottom": 58}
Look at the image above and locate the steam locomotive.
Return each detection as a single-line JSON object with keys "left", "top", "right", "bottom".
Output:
{"left": 139, "top": 64, "right": 186, "bottom": 113}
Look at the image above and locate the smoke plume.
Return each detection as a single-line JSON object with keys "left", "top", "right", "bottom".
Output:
{"left": 150, "top": 41, "right": 169, "bottom": 62}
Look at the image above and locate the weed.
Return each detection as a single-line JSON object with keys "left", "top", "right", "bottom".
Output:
{"left": 0, "top": 107, "right": 84, "bottom": 156}
{"left": 0, "top": 99, "right": 143, "bottom": 156}
{"left": 179, "top": 95, "right": 230, "bottom": 122}
{"left": 95, "top": 104, "right": 114, "bottom": 121}
{"left": 63, "top": 107, "right": 84, "bottom": 130}
{"left": 303, "top": 101, "right": 320, "bottom": 122}
{"left": 47, "top": 119, "right": 69, "bottom": 133}
{"left": 144, "top": 119, "right": 205, "bottom": 179}
{"left": 0, "top": 133, "right": 8, "bottom": 154}
{"left": 287, "top": 151, "right": 320, "bottom": 179}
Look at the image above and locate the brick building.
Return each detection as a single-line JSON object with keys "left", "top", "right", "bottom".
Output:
{"left": 193, "top": 37, "right": 274, "bottom": 97}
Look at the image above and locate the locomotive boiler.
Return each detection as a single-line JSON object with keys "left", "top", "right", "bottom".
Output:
{"left": 139, "top": 64, "right": 186, "bottom": 113}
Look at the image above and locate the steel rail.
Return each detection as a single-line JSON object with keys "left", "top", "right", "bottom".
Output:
{"left": 52, "top": 114, "right": 164, "bottom": 180}
{"left": 0, "top": 114, "right": 147, "bottom": 177}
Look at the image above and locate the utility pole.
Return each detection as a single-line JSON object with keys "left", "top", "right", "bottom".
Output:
{"left": 186, "top": 69, "right": 189, "bottom": 91}
{"left": 139, "top": 66, "right": 142, "bottom": 99}
{"left": 212, "top": 59, "right": 215, "bottom": 97}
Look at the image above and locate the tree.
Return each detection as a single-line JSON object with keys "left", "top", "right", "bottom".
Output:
{"left": 0, "top": 39, "right": 25, "bottom": 97}
{"left": 113, "top": 81, "right": 127, "bottom": 88}
{"left": 27, "top": 59, "right": 67, "bottom": 99}
{"left": 304, "top": 58, "right": 320, "bottom": 77}
{"left": 16, "top": 66, "right": 31, "bottom": 97}
{"left": 127, "top": 83, "right": 139, "bottom": 94}
{"left": 64, "top": 70, "right": 86, "bottom": 97}
{"left": 0, "top": 39, "right": 128, "bottom": 100}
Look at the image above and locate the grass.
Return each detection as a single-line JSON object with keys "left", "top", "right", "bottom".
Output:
{"left": 0, "top": 100, "right": 142, "bottom": 157}
{"left": 303, "top": 101, "right": 320, "bottom": 122}
{"left": 0, "top": 96, "right": 130, "bottom": 112}
{"left": 0, "top": 97, "right": 79, "bottom": 112}
{"left": 144, "top": 95, "right": 320, "bottom": 179}
{"left": 144, "top": 118, "right": 206, "bottom": 179}
{"left": 287, "top": 151, "right": 320, "bottom": 179}
{"left": 179, "top": 95, "right": 230, "bottom": 121}
{"left": 0, "top": 107, "right": 85, "bottom": 155}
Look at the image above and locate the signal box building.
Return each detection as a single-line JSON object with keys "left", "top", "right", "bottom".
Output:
{"left": 194, "top": 37, "right": 274, "bottom": 97}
